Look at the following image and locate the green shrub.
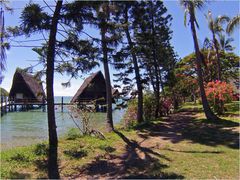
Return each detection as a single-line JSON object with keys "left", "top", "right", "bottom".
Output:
{"left": 143, "top": 93, "right": 156, "bottom": 121}
{"left": 66, "top": 128, "right": 81, "bottom": 140}
{"left": 34, "top": 143, "right": 48, "bottom": 156}
{"left": 123, "top": 92, "right": 157, "bottom": 128}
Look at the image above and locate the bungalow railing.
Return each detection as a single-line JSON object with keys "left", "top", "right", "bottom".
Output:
{"left": 1, "top": 96, "right": 68, "bottom": 115}
{"left": 12, "top": 98, "right": 44, "bottom": 104}
{"left": 1, "top": 96, "right": 109, "bottom": 115}
{"left": 76, "top": 97, "right": 106, "bottom": 104}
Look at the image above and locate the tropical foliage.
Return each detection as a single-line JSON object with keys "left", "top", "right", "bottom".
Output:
{"left": 205, "top": 80, "right": 234, "bottom": 114}
{"left": 174, "top": 51, "right": 239, "bottom": 105}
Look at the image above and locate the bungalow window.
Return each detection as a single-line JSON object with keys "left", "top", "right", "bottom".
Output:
{"left": 16, "top": 93, "right": 23, "bottom": 99}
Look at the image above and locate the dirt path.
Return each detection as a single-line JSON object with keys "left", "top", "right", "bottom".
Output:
{"left": 68, "top": 111, "right": 239, "bottom": 179}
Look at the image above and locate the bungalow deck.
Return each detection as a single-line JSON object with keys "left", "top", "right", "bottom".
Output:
{"left": 0, "top": 96, "right": 73, "bottom": 116}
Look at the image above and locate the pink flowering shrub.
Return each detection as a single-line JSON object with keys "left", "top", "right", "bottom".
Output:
{"left": 205, "top": 80, "right": 234, "bottom": 114}
{"left": 160, "top": 98, "right": 174, "bottom": 116}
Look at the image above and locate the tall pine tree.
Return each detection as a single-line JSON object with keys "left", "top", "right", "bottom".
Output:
{"left": 133, "top": 0, "right": 173, "bottom": 118}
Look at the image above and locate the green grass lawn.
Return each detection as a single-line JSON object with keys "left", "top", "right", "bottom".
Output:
{"left": 0, "top": 101, "right": 239, "bottom": 179}
{"left": 0, "top": 130, "right": 136, "bottom": 179}
{"left": 180, "top": 101, "right": 240, "bottom": 122}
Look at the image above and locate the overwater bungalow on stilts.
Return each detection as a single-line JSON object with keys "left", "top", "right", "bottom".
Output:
{"left": 71, "top": 71, "right": 119, "bottom": 112}
{"left": 8, "top": 68, "right": 46, "bottom": 111}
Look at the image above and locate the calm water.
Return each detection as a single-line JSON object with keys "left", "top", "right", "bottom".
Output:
{"left": 0, "top": 96, "right": 125, "bottom": 150}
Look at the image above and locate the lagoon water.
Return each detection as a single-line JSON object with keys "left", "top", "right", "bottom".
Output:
{"left": 0, "top": 96, "right": 125, "bottom": 150}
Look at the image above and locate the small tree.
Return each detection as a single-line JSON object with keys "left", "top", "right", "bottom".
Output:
{"left": 68, "top": 102, "right": 105, "bottom": 139}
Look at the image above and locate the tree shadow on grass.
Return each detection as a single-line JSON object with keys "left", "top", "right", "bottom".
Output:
{"left": 71, "top": 131, "right": 184, "bottom": 179}
{"left": 34, "top": 159, "right": 48, "bottom": 173}
{"left": 137, "top": 112, "right": 239, "bottom": 149}
{"left": 8, "top": 171, "right": 31, "bottom": 179}
{"left": 63, "top": 148, "right": 88, "bottom": 159}
{"left": 162, "top": 148, "right": 224, "bottom": 154}
{"left": 200, "top": 118, "right": 239, "bottom": 127}
{"left": 115, "top": 130, "right": 184, "bottom": 179}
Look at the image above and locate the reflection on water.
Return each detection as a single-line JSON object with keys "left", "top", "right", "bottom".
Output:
{"left": 0, "top": 97, "right": 126, "bottom": 150}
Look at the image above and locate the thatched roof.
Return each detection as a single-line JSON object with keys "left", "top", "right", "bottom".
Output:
{"left": 9, "top": 68, "right": 45, "bottom": 102}
{"left": 71, "top": 71, "right": 118, "bottom": 103}
{"left": 71, "top": 71, "right": 104, "bottom": 103}
{"left": 0, "top": 87, "right": 9, "bottom": 96}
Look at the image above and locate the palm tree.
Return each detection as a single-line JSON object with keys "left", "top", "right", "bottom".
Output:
{"left": 180, "top": 0, "right": 219, "bottom": 121}
{"left": 205, "top": 11, "right": 229, "bottom": 80}
{"left": 205, "top": 12, "right": 233, "bottom": 114}
{"left": 226, "top": 14, "right": 240, "bottom": 34}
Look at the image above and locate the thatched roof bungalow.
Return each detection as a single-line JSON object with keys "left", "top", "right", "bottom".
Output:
{"left": 0, "top": 87, "right": 9, "bottom": 97}
{"left": 9, "top": 68, "right": 45, "bottom": 103}
{"left": 71, "top": 71, "right": 118, "bottom": 104}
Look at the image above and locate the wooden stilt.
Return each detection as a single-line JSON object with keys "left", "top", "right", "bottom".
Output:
{"left": 4, "top": 96, "right": 7, "bottom": 114}
{"left": 61, "top": 96, "right": 63, "bottom": 112}
{"left": 1, "top": 96, "right": 3, "bottom": 116}
{"left": 42, "top": 98, "right": 45, "bottom": 112}
{"left": 11, "top": 97, "right": 14, "bottom": 111}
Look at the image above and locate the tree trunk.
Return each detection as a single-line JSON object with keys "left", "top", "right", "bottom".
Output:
{"left": 100, "top": 25, "right": 114, "bottom": 132}
{"left": 173, "top": 92, "right": 179, "bottom": 110}
{"left": 189, "top": 7, "right": 219, "bottom": 121}
{"left": 212, "top": 30, "right": 221, "bottom": 80}
{"left": 150, "top": 6, "right": 160, "bottom": 118}
{"left": 46, "top": 1, "right": 62, "bottom": 179}
{"left": 154, "top": 87, "right": 160, "bottom": 118}
{"left": 159, "top": 67, "right": 165, "bottom": 96}
{"left": 212, "top": 30, "right": 224, "bottom": 114}
{"left": 124, "top": 6, "right": 143, "bottom": 123}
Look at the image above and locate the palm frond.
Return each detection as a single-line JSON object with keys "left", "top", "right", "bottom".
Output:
{"left": 0, "top": 0, "right": 13, "bottom": 13}
{"left": 193, "top": 0, "right": 206, "bottom": 9}
{"left": 216, "top": 15, "right": 230, "bottom": 25}
{"left": 180, "top": 0, "right": 205, "bottom": 28}
{"left": 203, "top": 37, "right": 213, "bottom": 50}
{"left": 180, "top": 0, "right": 205, "bottom": 9}
{"left": 227, "top": 14, "right": 240, "bottom": 34}
{"left": 218, "top": 33, "right": 234, "bottom": 52}
{"left": 184, "top": 9, "right": 188, "bottom": 27}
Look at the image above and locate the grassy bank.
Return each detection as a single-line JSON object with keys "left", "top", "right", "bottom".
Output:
{"left": 1, "top": 101, "right": 239, "bottom": 179}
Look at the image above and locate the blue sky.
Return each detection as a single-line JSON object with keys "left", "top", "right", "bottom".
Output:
{"left": 1, "top": 0, "right": 239, "bottom": 96}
